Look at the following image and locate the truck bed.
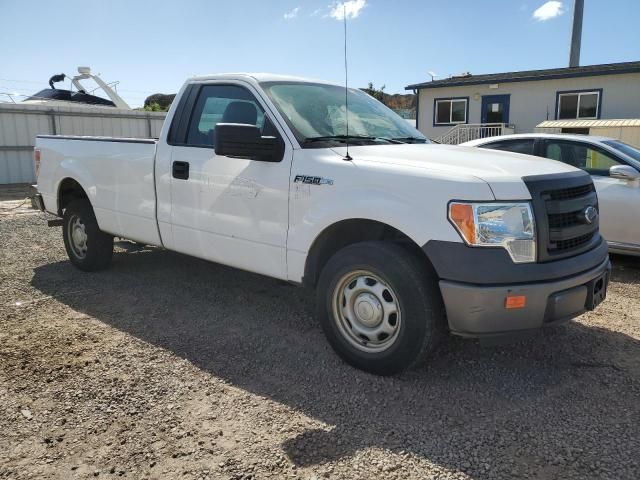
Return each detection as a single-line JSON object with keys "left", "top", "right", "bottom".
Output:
{"left": 35, "top": 135, "right": 162, "bottom": 246}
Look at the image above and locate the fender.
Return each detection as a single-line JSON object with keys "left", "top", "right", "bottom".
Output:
{"left": 55, "top": 161, "right": 96, "bottom": 214}
{"left": 286, "top": 186, "right": 471, "bottom": 283}
{"left": 289, "top": 185, "right": 473, "bottom": 253}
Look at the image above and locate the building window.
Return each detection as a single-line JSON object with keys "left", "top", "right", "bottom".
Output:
{"left": 557, "top": 90, "right": 601, "bottom": 120}
{"left": 434, "top": 98, "right": 468, "bottom": 125}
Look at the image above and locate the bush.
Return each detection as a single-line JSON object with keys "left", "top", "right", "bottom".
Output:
{"left": 143, "top": 102, "right": 166, "bottom": 112}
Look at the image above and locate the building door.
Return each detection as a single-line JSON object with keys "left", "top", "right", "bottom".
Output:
{"left": 481, "top": 95, "right": 510, "bottom": 124}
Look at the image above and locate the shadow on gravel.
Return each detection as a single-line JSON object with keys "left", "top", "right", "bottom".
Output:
{"left": 610, "top": 254, "right": 640, "bottom": 285}
{"left": 31, "top": 249, "right": 640, "bottom": 478}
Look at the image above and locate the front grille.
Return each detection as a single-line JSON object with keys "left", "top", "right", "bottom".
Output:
{"left": 524, "top": 173, "right": 600, "bottom": 262}
{"left": 546, "top": 183, "right": 595, "bottom": 201}
{"left": 553, "top": 231, "right": 596, "bottom": 251}
{"left": 548, "top": 211, "right": 580, "bottom": 229}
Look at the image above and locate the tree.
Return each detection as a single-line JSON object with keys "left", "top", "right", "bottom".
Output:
{"left": 362, "top": 82, "right": 386, "bottom": 102}
{"left": 142, "top": 102, "right": 166, "bottom": 112}
{"left": 143, "top": 93, "right": 176, "bottom": 112}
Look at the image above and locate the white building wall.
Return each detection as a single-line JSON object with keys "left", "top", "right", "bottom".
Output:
{"left": 0, "top": 103, "right": 166, "bottom": 184}
{"left": 416, "top": 72, "right": 640, "bottom": 140}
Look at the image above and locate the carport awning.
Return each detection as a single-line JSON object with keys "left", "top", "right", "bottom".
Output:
{"left": 537, "top": 118, "right": 640, "bottom": 128}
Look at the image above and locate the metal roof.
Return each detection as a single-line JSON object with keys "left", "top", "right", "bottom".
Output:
{"left": 406, "top": 61, "right": 640, "bottom": 90}
{"left": 536, "top": 118, "right": 640, "bottom": 128}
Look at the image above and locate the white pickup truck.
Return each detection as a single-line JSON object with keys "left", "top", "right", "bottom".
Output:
{"left": 33, "top": 73, "right": 610, "bottom": 375}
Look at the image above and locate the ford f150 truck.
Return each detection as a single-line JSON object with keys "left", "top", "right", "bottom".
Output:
{"left": 33, "top": 74, "right": 610, "bottom": 375}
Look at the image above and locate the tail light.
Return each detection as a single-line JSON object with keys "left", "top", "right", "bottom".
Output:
{"left": 34, "top": 149, "right": 41, "bottom": 178}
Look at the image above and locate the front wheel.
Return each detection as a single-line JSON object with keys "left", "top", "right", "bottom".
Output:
{"left": 62, "top": 200, "right": 114, "bottom": 271}
{"left": 316, "top": 241, "right": 445, "bottom": 375}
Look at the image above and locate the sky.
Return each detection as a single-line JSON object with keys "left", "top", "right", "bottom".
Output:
{"left": 1, "top": 0, "right": 639, "bottom": 107}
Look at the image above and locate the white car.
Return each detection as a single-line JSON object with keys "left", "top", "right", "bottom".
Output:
{"left": 33, "top": 74, "right": 610, "bottom": 374}
{"left": 463, "top": 134, "right": 640, "bottom": 256}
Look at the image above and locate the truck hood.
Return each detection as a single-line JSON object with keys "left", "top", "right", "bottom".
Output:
{"left": 331, "top": 143, "right": 579, "bottom": 200}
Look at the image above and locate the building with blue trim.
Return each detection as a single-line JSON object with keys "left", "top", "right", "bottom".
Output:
{"left": 406, "top": 61, "right": 640, "bottom": 143}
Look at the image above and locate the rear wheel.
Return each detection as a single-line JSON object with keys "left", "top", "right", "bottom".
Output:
{"left": 62, "top": 200, "right": 113, "bottom": 271}
{"left": 317, "top": 241, "right": 445, "bottom": 375}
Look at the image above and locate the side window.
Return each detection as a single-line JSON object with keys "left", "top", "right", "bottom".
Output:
{"left": 480, "top": 139, "right": 535, "bottom": 155}
{"left": 544, "top": 141, "right": 623, "bottom": 176}
{"left": 546, "top": 143, "right": 562, "bottom": 161}
{"left": 186, "top": 85, "right": 266, "bottom": 147}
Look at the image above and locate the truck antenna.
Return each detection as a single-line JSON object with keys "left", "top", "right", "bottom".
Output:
{"left": 343, "top": 3, "right": 352, "bottom": 161}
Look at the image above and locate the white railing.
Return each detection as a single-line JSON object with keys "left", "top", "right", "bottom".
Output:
{"left": 436, "top": 123, "right": 514, "bottom": 145}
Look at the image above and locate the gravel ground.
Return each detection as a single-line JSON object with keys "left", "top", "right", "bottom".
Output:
{"left": 1, "top": 202, "right": 639, "bottom": 480}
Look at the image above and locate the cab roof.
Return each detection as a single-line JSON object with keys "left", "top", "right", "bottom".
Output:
{"left": 187, "top": 72, "right": 340, "bottom": 86}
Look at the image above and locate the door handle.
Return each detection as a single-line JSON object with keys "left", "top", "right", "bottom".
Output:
{"left": 172, "top": 161, "right": 189, "bottom": 180}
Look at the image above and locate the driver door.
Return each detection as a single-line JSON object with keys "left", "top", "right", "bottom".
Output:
{"left": 168, "top": 82, "right": 293, "bottom": 279}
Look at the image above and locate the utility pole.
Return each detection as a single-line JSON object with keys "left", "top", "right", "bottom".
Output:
{"left": 569, "top": 0, "right": 584, "bottom": 67}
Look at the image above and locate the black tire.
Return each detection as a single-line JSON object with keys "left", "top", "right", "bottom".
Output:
{"left": 316, "top": 241, "right": 445, "bottom": 375}
{"left": 62, "top": 199, "right": 113, "bottom": 272}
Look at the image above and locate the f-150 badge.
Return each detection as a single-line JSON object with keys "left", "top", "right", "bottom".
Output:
{"left": 294, "top": 175, "right": 334, "bottom": 185}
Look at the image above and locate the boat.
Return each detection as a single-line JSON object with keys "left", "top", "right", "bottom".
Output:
{"left": 3, "top": 67, "right": 130, "bottom": 109}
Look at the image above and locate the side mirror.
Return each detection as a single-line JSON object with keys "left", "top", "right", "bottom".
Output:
{"left": 214, "top": 123, "right": 284, "bottom": 162}
{"left": 610, "top": 165, "right": 640, "bottom": 181}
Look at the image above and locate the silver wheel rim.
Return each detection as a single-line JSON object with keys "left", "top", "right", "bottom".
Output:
{"left": 67, "top": 214, "right": 88, "bottom": 259}
{"left": 332, "top": 270, "right": 402, "bottom": 353}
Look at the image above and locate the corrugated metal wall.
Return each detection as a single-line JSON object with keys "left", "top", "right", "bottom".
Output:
{"left": 0, "top": 103, "right": 166, "bottom": 184}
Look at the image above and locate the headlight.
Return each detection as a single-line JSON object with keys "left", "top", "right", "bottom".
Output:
{"left": 448, "top": 202, "right": 536, "bottom": 263}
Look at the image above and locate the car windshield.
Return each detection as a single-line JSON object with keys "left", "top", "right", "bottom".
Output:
{"left": 260, "top": 81, "right": 427, "bottom": 147}
{"left": 603, "top": 139, "right": 640, "bottom": 163}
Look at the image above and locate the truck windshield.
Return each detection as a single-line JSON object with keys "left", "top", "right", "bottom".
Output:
{"left": 603, "top": 139, "right": 640, "bottom": 163}
{"left": 260, "top": 81, "right": 427, "bottom": 147}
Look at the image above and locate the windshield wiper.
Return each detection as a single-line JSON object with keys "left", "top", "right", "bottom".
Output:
{"left": 391, "top": 136, "right": 428, "bottom": 144}
{"left": 303, "top": 135, "right": 403, "bottom": 144}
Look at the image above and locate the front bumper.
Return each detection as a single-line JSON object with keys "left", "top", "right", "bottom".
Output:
{"left": 439, "top": 257, "right": 611, "bottom": 337}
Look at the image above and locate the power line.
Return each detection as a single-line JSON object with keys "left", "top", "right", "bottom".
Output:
{"left": 0, "top": 78, "right": 43, "bottom": 84}
{"left": 0, "top": 78, "right": 160, "bottom": 97}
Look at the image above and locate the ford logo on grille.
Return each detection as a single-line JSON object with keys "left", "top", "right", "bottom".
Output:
{"left": 581, "top": 206, "right": 598, "bottom": 224}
